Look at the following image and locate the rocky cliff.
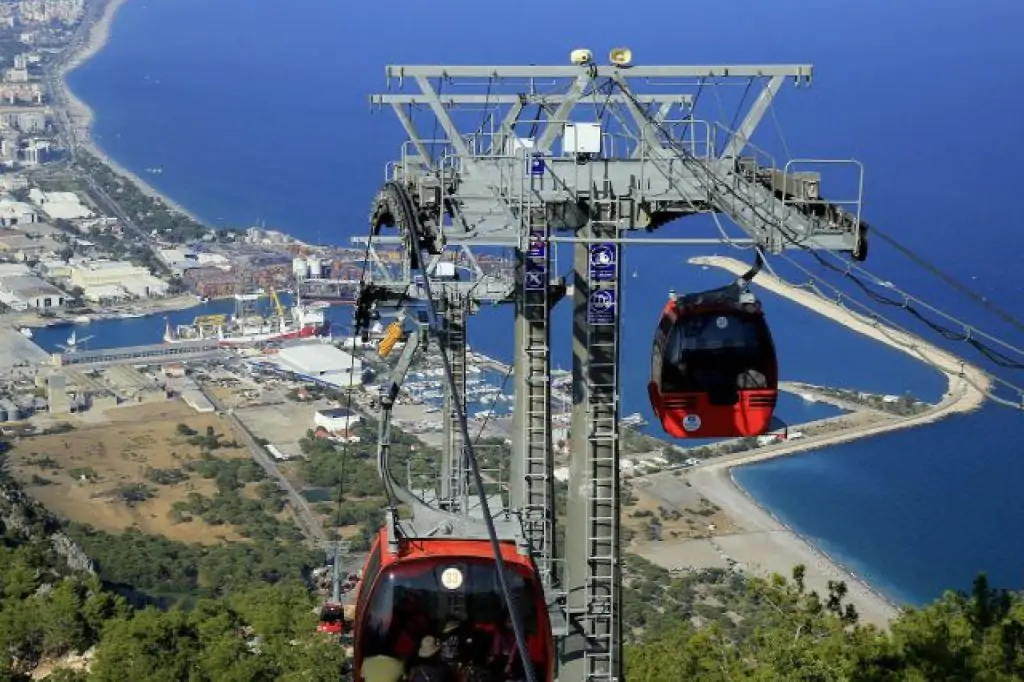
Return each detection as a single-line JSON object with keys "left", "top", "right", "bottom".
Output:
{"left": 0, "top": 468, "right": 94, "bottom": 575}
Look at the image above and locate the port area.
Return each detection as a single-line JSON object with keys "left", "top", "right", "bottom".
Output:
{"left": 0, "top": 315, "right": 916, "bottom": 556}
{"left": 0, "top": 321, "right": 567, "bottom": 549}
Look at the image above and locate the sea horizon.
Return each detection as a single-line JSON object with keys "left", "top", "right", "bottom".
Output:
{"left": 60, "top": 0, "right": 1024, "bottom": 609}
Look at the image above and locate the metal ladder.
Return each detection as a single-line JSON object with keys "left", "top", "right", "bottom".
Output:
{"left": 440, "top": 295, "right": 468, "bottom": 509}
{"left": 582, "top": 196, "right": 622, "bottom": 682}
{"left": 519, "top": 153, "right": 555, "bottom": 589}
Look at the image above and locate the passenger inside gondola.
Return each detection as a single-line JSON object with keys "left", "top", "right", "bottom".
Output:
{"left": 358, "top": 559, "right": 550, "bottom": 681}
{"left": 486, "top": 617, "right": 517, "bottom": 676}
{"left": 367, "top": 593, "right": 429, "bottom": 661}
{"left": 407, "top": 636, "right": 454, "bottom": 682}
{"left": 440, "top": 621, "right": 458, "bottom": 664}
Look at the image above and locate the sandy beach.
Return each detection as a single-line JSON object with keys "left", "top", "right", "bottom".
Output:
{"left": 58, "top": 0, "right": 204, "bottom": 223}
{"left": 636, "top": 256, "right": 990, "bottom": 628}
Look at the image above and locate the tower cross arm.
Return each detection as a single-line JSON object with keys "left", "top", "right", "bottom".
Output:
{"left": 411, "top": 76, "right": 473, "bottom": 160}
{"left": 385, "top": 64, "right": 813, "bottom": 80}
{"left": 370, "top": 93, "right": 694, "bottom": 106}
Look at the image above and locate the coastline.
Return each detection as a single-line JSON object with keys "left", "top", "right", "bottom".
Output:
{"left": 726, "top": 465, "right": 901, "bottom": 613}
{"left": 58, "top": 0, "right": 206, "bottom": 224}
{"left": 42, "top": 4, "right": 989, "bottom": 629}
{"left": 660, "top": 256, "right": 991, "bottom": 627}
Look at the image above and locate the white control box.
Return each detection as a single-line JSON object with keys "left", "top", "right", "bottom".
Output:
{"left": 434, "top": 261, "right": 457, "bottom": 279}
{"left": 562, "top": 122, "right": 602, "bottom": 155}
{"left": 504, "top": 136, "right": 536, "bottom": 156}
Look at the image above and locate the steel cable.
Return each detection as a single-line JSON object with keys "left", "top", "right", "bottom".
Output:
{"left": 383, "top": 182, "right": 539, "bottom": 682}
{"left": 610, "top": 80, "right": 1024, "bottom": 374}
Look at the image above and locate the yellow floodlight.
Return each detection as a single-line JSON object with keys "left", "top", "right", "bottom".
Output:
{"left": 609, "top": 48, "right": 633, "bottom": 67}
{"left": 570, "top": 48, "right": 593, "bottom": 66}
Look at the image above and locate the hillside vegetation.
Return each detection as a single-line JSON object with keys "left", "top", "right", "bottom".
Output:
{"left": 625, "top": 564, "right": 1024, "bottom": 680}
{"left": 2, "top": 462, "right": 1024, "bottom": 680}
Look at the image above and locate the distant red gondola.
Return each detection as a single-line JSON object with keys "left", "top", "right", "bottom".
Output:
{"left": 317, "top": 602, "right": 345, "bottom": 635}
{"left": 648, "top": 272, "right": 778, "bottom": 438}
{"left": 350, "top": 529, "right": 554, "bottom": 682}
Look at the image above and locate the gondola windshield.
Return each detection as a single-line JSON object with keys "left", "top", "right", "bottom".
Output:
{"left": 662, "top": 309, "right": 774, "bottom": 401}
{"left": 360, "top": 559, "right": 548, "bottom": 670}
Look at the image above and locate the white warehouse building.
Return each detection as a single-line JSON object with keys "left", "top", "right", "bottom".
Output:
{"left": 28, "top": 188, "right": 93, "bottom": 221}
{"left": 0, "top": 274, "right": 65, "bottom": 310}
{"left": 70, "top": 261, "right": 169, "bottom": 300}
{"left": 275, "top": 343, "right": 363, "bottom": 389}
{"left": 0, "top": 199, "right": 37, "bottom": 226}
{"left": 314, "top": 407, "right": 362, "bottom": 433}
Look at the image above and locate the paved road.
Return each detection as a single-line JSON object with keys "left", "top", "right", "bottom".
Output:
{"left": 198, "top": 382, "right": 328, "bottom": 545}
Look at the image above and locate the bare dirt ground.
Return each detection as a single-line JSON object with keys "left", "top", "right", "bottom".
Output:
{"left": 234, "top": 401, "right": 317, "bottom": 456}
{"left": 624, "top": 473, "right": 738, "bottom": 551}
{"left": 8, "top": 401, "right": 253, "bottom": 544}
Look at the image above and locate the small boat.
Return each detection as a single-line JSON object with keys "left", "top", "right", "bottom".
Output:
{"left": 18, "top": 327, "right": 32, "bottom": 338}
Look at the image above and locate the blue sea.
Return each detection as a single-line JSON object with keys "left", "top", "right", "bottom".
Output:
{"left": 61, "top": 0, "right": 1024, "bottom": 607}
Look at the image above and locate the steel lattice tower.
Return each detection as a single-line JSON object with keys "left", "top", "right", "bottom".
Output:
{"left": 361, "top": 50, "right": 867, "bottom": 682}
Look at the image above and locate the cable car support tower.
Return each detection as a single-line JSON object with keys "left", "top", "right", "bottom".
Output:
{"left": 360, "top": 50, "right": 868, "bottom": 682}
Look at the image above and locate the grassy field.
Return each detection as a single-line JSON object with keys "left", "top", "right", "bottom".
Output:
{"left": 8, "top": 401, "right": 255, "bottom": 544}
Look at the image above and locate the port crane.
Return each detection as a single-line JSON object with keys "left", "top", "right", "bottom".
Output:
{"left": 343, "top": 49, "right": 868, "bottom": 682}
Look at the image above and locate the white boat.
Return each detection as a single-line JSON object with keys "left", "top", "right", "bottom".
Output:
{"left": 18, "top": 327, "right": 32, "bottom": 338}
{"left": 621, "top": 412, "right": 648, "bottom": 428}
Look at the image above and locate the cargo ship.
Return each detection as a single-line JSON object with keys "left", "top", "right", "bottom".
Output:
{"left": 163, "top": 290, "right": 329, "bottom": 347}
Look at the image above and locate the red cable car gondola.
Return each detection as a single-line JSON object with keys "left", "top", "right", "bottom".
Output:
{"left": 648, "top": 257, "right": 778, "bottom": 439}
{"left": 317, "top": 602, "right": 345, "bottom": 636}
{"left": 350, "top": 528, "right": 554, "bottom": 682}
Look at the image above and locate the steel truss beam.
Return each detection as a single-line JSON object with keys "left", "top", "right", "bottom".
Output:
{"left": 563, "top": 205, "right": 622, "bottom": 682}
{"left": 372, "top": 94, "right": 693, "bottom": 106}
{"left": 374, "top": 60, "right": 866, "bottom": 258}
{"left": 509, "top": 185, "right": 566, "bottom": 599}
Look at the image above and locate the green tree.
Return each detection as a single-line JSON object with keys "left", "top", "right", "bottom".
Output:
{"left": 90, "top": 609, "right": 202, "bottom": 681}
